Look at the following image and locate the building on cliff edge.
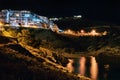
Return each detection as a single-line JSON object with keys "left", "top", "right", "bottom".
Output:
{"left": 0, "top": 9, "right": 61, "bottom": 32}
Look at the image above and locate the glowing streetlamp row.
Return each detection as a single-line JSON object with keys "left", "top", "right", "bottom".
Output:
{"left": 62, "top": 29, "right": 107, "bottom": 36}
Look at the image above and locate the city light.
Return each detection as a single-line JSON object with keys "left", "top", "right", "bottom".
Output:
{"left": 49, "top": 18, "right": 59, "bottom": 21}
{"left": 60, "top": 29, "right": 107, "bottom": 36}
{"left": 0, "top": 22, "right": 3, "bottom": 26}
{"left": 80, "top": 29, "right": 85, "bottom": 33}
{"left": 74, "top": 15, "right": 82, "bottom": 18}
{"left": 90, "top": 29, "right": 99, "bottom": 36}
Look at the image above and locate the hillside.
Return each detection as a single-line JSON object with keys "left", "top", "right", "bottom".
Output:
{"left": 0, "top": 36, "right": 75, "bottom": 80}
{"left": 0, "top": 24, "right": 120, "bottom": 79}
{"left": 0, "top": 35, "right": 92, "bottom": 80}
{"left": 2, "top": 26, "right": 120, "bottom": 53}
{"left": 53, "top": 18, "right": 120, "bottom": 53}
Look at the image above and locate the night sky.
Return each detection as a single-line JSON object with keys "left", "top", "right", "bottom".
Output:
{"left": 0, "top": 0, "right": 120, "bottom": 24}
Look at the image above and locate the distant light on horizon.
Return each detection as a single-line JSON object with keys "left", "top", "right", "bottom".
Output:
{"left": 74, "top": 15, "right": 82, "bottom": 18}
{"left": 61, "top": 29, "right": 107, "bottom": 36}
{"left": 49, "top": 18, "right": 59, "bottom": 21}
{"left": 80, "top": 29, "right": 85, "bottom": 33}
{"left": 90, "top": 29, "right": 99, "bottom": 36}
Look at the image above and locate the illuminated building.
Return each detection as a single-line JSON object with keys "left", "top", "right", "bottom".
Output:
{"left": 0, "top": 9, "right": 56, "bottom": 30}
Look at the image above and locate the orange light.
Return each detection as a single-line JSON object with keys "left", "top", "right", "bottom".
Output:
{"left": 79, "top": 57, "right": 86, "bottom": 76}
{"left": 91, "top": 29, "right": 96, "bottom": 33}
{"left": 0, "top": 22, "right": 4, "bottom": 26}
{"left": 66, "top": 59, "right": 74, "bottom": 73}
{"left": 90, "top": 56, "right": 98, "bottom": 80}
{"left": 80, "top": 29, "right": 84, "bottom": 33}
{"left": 62, "top": 29, "right": 107, "bottom": 36}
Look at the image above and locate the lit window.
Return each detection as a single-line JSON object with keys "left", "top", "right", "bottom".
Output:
{"left": 16, "top": 14, "right": 19, "bottom": 17}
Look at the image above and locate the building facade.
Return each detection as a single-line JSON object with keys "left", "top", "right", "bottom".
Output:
{"left": 0, "top": 9, "right": 53, "bottom": 29}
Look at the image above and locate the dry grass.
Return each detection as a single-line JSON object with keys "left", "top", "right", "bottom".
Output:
{"left": 0, "top": 36, "right": 92, "bottom": 80}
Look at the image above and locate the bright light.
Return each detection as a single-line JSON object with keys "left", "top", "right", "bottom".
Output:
{"left": 90, "top": 29, "right": 98, "bottom": 36}
{"left": 0, "top": 22, "right": 4, "bottom": 26}
{"left": 91, "top": 29, "right": 96, "bottom": 33}
{"left": 61, "top": 29, "right": 107, "bottom": 36}
{"left": 49, "top": 18, "right": 59, "bottom": 21}
{"left": 90, "top": 56, "right": 98, "bottom": 80}
{"left": 79, "top": 57, "right": 86, "bottom": 76}
{"left": 103, "top": 31, "right": 107, "bottom": 35}
{"left": 74, "top": 15, "right": 82, "bottom": 18}
{"left": 16, "top": 14, "right": 19, "bottom": 17}
{"left": 66, "top": 59, "right": 74, "bottom": 73}
{"left": 80, "top": 29, "right": 84, "bottom": 33}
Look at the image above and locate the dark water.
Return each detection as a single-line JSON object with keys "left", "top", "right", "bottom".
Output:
{"left": 66, "top": 56, "right": 120, "bottom": 80}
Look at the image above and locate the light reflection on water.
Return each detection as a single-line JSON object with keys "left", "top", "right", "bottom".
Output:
{"left": 90, "top": 56, "right": 98, "bottom": 80}
{"left": 79, "top": 57, "right": 86, "bottom": 76}
{"left": 66, "top": 56, "right": 99, "bottom": 80}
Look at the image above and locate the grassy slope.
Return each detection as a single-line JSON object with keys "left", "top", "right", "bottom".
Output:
{"left": 0, "top": 36, "right": 91, "bottom": 80}
{"left": 2, "top": 26, "right": 120, "bottom": 53}
{"left": 1, "top": 24, "right": 120, "bottom": 79}
{"left": 37, "top": 27, "right": 120, "bottom": 53}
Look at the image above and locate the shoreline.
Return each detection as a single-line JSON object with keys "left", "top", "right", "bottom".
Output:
{"left": 62, "top": 52, "right": 95, "bottom": 59}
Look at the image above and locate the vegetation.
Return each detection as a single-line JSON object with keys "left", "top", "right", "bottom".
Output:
{"left": 0, "top": 35, "right": 93, "bottom": 80}
{"left": 1, "top": 17, "right": 120, "bottom": 80}
{"left": 2, "top": 26, "right": 120, "bottom": 54}
{"left": 0, "top": 22, "right": 120, "bottom": 80}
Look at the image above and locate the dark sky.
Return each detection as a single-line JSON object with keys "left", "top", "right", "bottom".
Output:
{"left": 0, "top": 0, "right": 120, "bottom": 24}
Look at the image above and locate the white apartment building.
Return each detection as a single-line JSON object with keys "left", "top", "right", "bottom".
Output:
{"left": 0, "top": 9, "right": 53, "bottom": 29}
